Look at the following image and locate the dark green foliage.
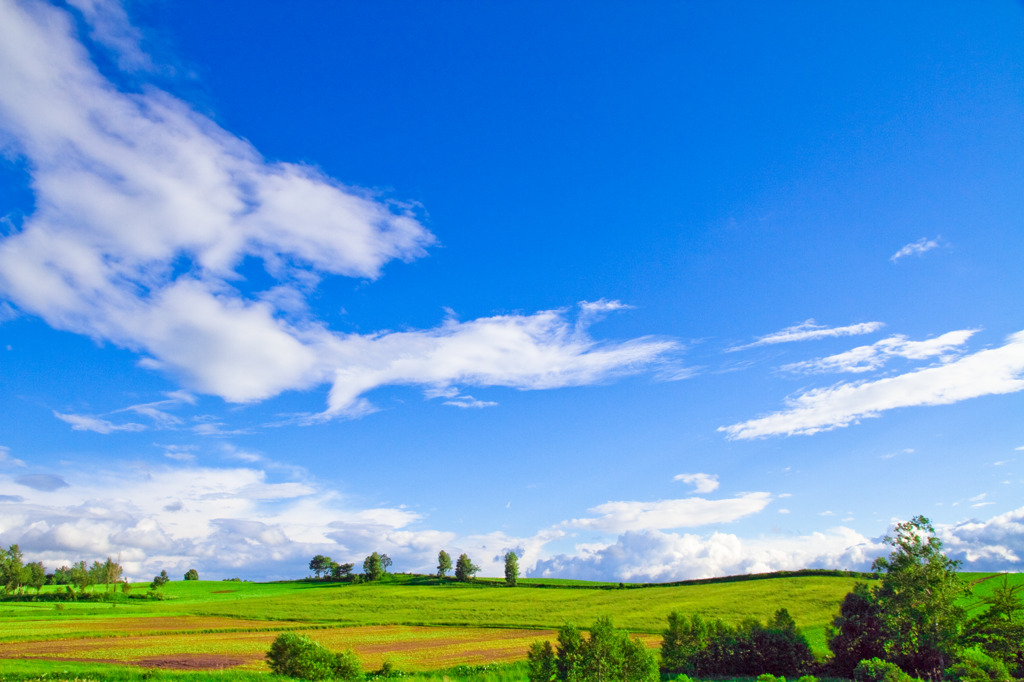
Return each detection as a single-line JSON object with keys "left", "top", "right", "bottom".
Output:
{"left": 437, "top": 550, "right": 452, "bottom": 578}
{"left": 527, "top": 640, "right": 557, "bottom": 681}
{"left": 309, "top": 555, "right": 332, "bottom": 579}
{"left": 660, "top": 608, "right": 814, "bottom": 677}
{"left": 827, "top": 582, "right": 886, "bottom": 677}
{"left": 332, "top": 562, "right": 355, "bottom": 581}
{"left": 853, "top": 657, "right": 913, "bottom": 682}
{"left": 183, "top": 568, "right": 199, "bottom": 580}
{"left": 504, "top": 551, "right": 519, "bottom": 587}
{"left": 454, "top": 553, "right": 479, "bottom": 581}
{"left": 266, "top": 632, "right": 364, "bottom": 680}
{"left": 22, "top": 561, "right": 45, "bottom": 593}
{"left": 556, "top": 623, "right": 584, "bottom": 680}
{"left": 964, "top": 576, "right": 1024, "bottom": 678}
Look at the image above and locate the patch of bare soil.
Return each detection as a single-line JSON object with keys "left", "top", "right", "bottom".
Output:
{"left": 134, "top": 654, "right": 251, "bottom": 670}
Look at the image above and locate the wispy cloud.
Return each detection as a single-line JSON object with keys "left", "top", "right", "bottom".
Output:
{"left": 0, "top": 2, "right": 674, "bottom": 419}
{"left": 781, "top": 329, "right": 977, "bottom": 374}
{"left": 0, "top": 446, "right": 25, "bottom": 468}
{"left": 729, "top": 320, "right": 884, "bottom": 352}
{"left": 673, "top": 473, "right": 720, "bottom": 494}
{"left": 891, "top": 237, "right": 942, "bottom": 263}
{"left": 721, "top": 330, "right": 1024, "bottom": 439}
{"left": 53, "top": 411, "right": 146, "bottom": 434}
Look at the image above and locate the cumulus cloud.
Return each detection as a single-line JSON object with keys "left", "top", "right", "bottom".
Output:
{"left": 939, "top": 507, "right": 1024, "bottom": 567}
{"left": 781, "top": 329, "right": 978, "bottom": 374}
{"left": 891, "top": 237, "right": 942, "bottom": 263}
{"left": 730, "top": 320, "right": 884, "bottom": 352}
{"left": 531, "top": 526, "right": 883, "bottom": 582}
{"left": 721, "top": 329, "right": 1024, "bottom": 439}
{"left": 0, "top": 1, "right": 673, "bottom": 418}
{"left": 673, "top": 473, "right": 719, "bottom": 494}
{"left": 565, "top": 492, "right": 771, "bottom": 533}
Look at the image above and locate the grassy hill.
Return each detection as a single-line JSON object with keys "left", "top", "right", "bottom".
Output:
{"left": 0, "top": 570, "right": 1017, "bottom": 679}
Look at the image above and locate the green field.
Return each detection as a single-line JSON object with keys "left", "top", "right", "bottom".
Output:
{"left": 0, "top": 571, "right": 1017, "bottom": 681}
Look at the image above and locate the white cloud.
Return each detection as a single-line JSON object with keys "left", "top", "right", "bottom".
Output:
{"left": 721, "top": 329, "right": 1024, "bottom": 439}
{"left": 53, "top": 411, "right": 146, "bottom": 434}
{"left": 673, "top": 473, "right": 720, "bottom": 494}
{"left": 531, "top": 526, "right": 883, "bottom": 582}
{"left": 891, "top": 237, "right": 942, "bottom": 263}
{"left": 782, "top": 329, "right": 977, "bottom": 374}
{"left": 730, "top": 319, "right": 884, "bottom": 351}
{"left": 0, "top": 1, "right": 674, "bottom": 418}
{"left": 939, "top": 507, "right": 1024, "bottom": 567}
{"left": 565, "top": 492, "right": 771, "bottom": 533}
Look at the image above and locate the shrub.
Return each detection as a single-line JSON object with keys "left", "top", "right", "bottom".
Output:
{"left": 796, "top": 676, "right": 819, "bottom": 682}
{"left": 854, "top": 657, "right": 911, "bottom": 682}
{"left": 758, "top": 675, "right": 786, "bottom": 682}
{"left": 945, "top": 648, "right": 1012, "bottom": 682}
{"left": 266, "top": 632, "right": 363, "bottom": 681}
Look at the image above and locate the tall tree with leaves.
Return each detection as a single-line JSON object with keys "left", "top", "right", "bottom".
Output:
{"left": 871, "top": 515, "right": 969, "bottom": 679}
{"left": 363, "top": 552, "right": 384, "bottom": 581}
{"left": 504, "top": 551, "right": 519, "bottom": 587}
{"left": 309, "top": 554, "right": 332, "bottom": 579}
{"left": 454, "top": 553, "right": 479, "bottom": 581}
{"left": 0, "top": 544, "right": 24, "bottom": 594}
{"left": 437, "top": 550, "right": 452, "bottom": 579}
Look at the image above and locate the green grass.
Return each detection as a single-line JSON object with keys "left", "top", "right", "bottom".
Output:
{"left": 9, "top": 570, "right": 1015, "bottom": 678}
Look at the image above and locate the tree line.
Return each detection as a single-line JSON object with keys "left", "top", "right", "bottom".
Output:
{"left": 0, "top": 545, "right": 199, "bottom": 600}
{"left": 307, "top": 549, "right": 520, "bottom": 585}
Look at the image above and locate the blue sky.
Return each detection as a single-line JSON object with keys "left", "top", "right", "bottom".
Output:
{"left": 1, "top": 0, "right": 1024, "bottom": 582}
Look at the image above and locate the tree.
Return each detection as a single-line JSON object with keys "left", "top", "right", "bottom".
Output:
{"left": 184, "top": 568, "right": 199, "bottom": 580}
{"left": 0, "top": 544, "right": 24, "bottom": 594}
{"left": 102, "top": 557, "right": 122, "bottom": 591}
{"left": 437, "top": 550, "right": 452, "bottom": 579}
{"left": 309, "top": 555, "right": 332, "bottom": 580}
{"left": 331, "top": 562, "right": 354, "bottom": 581}
{"left": 827, "top": 581, "right": 886, "bottom": 677}
{"left": 871, "top": 515, "right": 969, "bottom": 679}
{"left": 534, "top": 617, "right": 658, "bottom": 681}
{"left": 504, "top": 551, "right": 519, "bottom": 587}
{"left": 527, "top": 640, "right": 557, "bottom": 682}
{"left": 151, "top": 570, "right": 169, "bottom": 589}
{"left": 70, "top": 561, "right": 93, "bottom": 594}
{"left": 965, "top": 575, "right": 1024, "bottom": 678}
{"left": 380, "top": 554, "right": 392, "bottom": 573}
{"left": 266, "top": 632, "right": 363, "bottom": 681}
{"left": 362, "top": 552, "right": 384, "bottom": 582}
{"left": 454, "top": 553, "right": 479, "bottom": 581}
{"left": 23, "top": 561, "right": 46, "bottom": 594}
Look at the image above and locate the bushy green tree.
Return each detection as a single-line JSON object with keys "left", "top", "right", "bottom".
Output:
{"left": 437, "top": 550, "right": 452, "bottom": 578}
{"left": 527, "top": 640, "right": 557, "bottom": 682}
{"left": 309, "top": 555, "right": 332, "bottom": 579}
{"left": 504, "top": 551, "right": 519, "bottom": 587}
{"left": 964, "top": 576, "right": 1024, "bottom": 677}
{"left": 331, "top": 562, "right": 354, "bottom": 581}
{"left": 183, "top": 568, "right": 199, "bottom": 580}
{"left": 266, "top": 632, "right": 363, "bottom": 680}
{"left": 853, "top": 657, "right": 913, "bottom": 682}
{"left": 871, "top": 516, "right": 969, "bottom": 679}
{"left": 0, "top": 544, "right": 24, "bottom": 594}
{"left": 535, "top": 617, "right": 657, "bottom": 681}
{"left": 661, "top": 612, "right": 711, "bottom": 673}
{"left": 827, "top": 581, "right": 886, "bottom": 677}
{"left": 945, "top": 647, "right": 1012, "bottom": 682}
{"left": 454, "top": 553, "right": 479, "bottom": 581}
{"left": 362, "top": 552, "right": 384, "bottom": 581}
{"left": 22, "top": 561, "right": 46, "bottom": 594}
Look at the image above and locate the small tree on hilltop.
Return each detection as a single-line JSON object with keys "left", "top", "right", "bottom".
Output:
{"left": 184, "top": 568, "right": 199, "bottom": 581}
{"left": 309, "top": 554, "right": 332, "bottom": 580}
{"left": 363, "top": 552, "right": 384, "bottom": 582}
{"left": 437, "top": 550, "right": 452, "bottom": 579}
{"left": 454, "top": 553, "right": 479, "bottom": 581}
{"left": 504, "top": 551, "right": 519, "bottom": 587}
